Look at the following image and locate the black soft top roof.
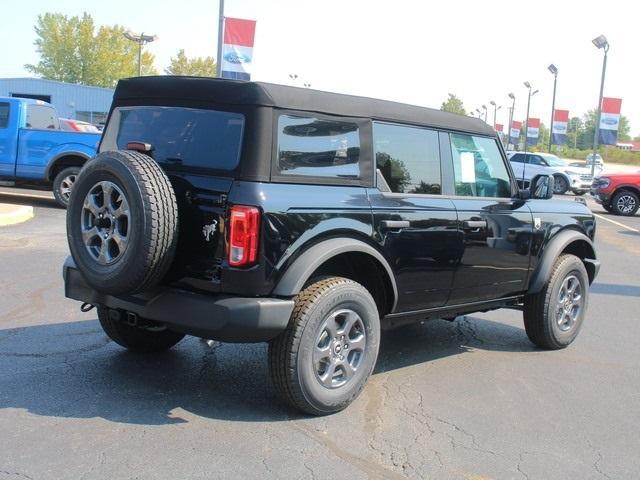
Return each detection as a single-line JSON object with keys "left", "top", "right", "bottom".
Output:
{"left": 114, "top": 76, "right": 495, "bottom": 136}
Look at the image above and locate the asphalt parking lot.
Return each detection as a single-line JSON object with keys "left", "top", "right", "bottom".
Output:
{"left": 1, "top": 186, "right": 639, "bottom": 480}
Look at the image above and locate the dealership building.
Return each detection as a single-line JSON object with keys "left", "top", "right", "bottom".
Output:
{"left": 0, "top": 77, "right": 114, "bottom": 125}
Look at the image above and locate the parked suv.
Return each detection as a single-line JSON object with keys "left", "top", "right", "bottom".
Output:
{"left": 507, "top": 151, "right": 593, "bottom": 195}
{"left": 64, "top": 77, "right": 599, "bottom": 415}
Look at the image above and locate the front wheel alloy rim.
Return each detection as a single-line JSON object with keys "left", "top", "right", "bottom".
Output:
{"left": 553, "top": 177, "right": 567, "bottom": 194}
{"left": 556, "top": 275, "right": 582, "bottom": 332}
{"left": 60, "top": 174, "right": 77, "bottom": 201}
{"left": 616, "top": 194, "right": 637, "bottom": 214}
{"left": 313, "top": 309, "right": 366, "bottom": 389}
{"left": 81, "top": 181, "right": 130, "bottom": 265}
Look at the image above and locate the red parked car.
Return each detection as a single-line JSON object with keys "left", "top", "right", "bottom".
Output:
{"left": 591, "top": 171, "right": 640, "bottom": 216}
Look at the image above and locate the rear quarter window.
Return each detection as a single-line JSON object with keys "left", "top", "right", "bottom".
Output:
{"left": 276, "top": 114, "right": 361, "bottom": 180}
{"left": 103, "top": 106, "right": 245, "bottom": 171}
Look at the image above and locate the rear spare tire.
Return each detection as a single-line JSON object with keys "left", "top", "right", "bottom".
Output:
{"left": 66, "top": 150, "right": 178, "bottom": 295}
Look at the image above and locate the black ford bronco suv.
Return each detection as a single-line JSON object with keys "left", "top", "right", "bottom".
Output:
{"left": 64, "top": 77, "right": 599, "bottom": 415}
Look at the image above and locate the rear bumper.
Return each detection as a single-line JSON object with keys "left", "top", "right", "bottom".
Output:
{"left": 63, "top": 257, "right": 294, "bottom": 343}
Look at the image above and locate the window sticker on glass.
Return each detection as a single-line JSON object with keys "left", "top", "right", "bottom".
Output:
{"left": 460, "top": 152, "right": 476, "bottom": 183}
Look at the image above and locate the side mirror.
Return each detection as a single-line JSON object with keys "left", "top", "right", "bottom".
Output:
{"left": 530, "top": 174, "right": 554, "bottom": 199}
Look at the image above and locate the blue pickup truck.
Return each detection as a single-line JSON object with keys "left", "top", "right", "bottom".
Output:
{"left": 0, "top": 97, "right": 100, "bottom": 207}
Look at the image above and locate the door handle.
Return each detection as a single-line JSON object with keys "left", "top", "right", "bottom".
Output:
{"left": 463, "top": 220, "right": 487, "bottom": 229}
{"left": 381, "top": 220, "right": 410, "bottom": 230}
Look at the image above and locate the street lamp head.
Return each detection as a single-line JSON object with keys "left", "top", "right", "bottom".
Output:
{"left": 508, "top": 92, "right": 515, "bottom": 100}
{"left": 592, "top": 34, "right": 609, "bottom": 50}
{"left": 524, "top": 81, "right": 531, "bottom": 89}
{"left": 123, "top": 30, "right": 138, "bottom": 41}
{"left": 489, "top": 100, "right": 496, "bottom": 106}
{"left": 482, "top": 104, "right": 487, "bottom": 110}
{"left": 497, "top": 105, "right": 502, "bottom": 111}
{"left": 140, "top": 34, "right": 158, "bottom": 43}
{"left": 123, "top": 30, "right": 157, "bottom": 44}
{"left": 532, "top": 89, "right": 539, "bottom": 96}
{"left": 548, "top": 64, "right": 558, "bottom": 75}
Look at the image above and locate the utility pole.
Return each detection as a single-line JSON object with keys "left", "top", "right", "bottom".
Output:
{"left": 216, "top": 0, "right": 225, "bottom": 77}
{"left": 547, "top": 64, "right": 558, "bottom": 152}
{"left": 591, "top": 35, "right": 609, "bottom": 178}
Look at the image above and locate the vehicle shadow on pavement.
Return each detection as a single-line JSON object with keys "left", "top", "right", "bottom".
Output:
{"left": 0, "top": 315, "right": 533, "bottom": 425}
{"left": 0, "top": 193, "right": 61, "bottom": 210}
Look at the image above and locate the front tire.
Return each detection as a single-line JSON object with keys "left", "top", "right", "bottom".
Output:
{"left": 523, "top": 254, "right": 589, "bottom": 350}
{"left": 611, "top": 190, "right": 639, "bottom": 216}
{"left": 553, "top": 175, "right": 569, "bottom": 195}
{"left": 53, "top": 166, "right": 81, "bottom": 208}
{"left": 269, "top": 277, "right": 380, "bottom": 415}
{"left": 98, "top": 307, "right": 185, "bottom": 353}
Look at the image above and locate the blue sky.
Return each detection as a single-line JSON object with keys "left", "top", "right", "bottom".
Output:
{"left": 3, "top": 0, "right": 639, "bottom": 135}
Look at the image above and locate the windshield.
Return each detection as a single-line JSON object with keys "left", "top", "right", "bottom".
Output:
{"left": 102, "top": 106, "right": 245, "bottom": 171}
{"left": 542, "top": 155, "right": 566, "bottom": 167}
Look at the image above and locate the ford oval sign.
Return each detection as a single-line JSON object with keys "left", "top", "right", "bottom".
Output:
{"left": 601, "top": 117, "right": 618, "bottom": 126}
{"left": 224, "top": 52, "right": 251, "bottom": 64}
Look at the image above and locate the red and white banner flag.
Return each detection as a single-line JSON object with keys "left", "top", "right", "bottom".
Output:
{"left": 527, "top": 118, "right": 540, "bottom": 146}
{"left": 551, "top": 109, "right": 569, "bottom": 145}
{"left": 495, "top": 123, "right": 504, "bottom": 133}
{"left": 509, "top": 120, "right": 522, "bottom": 145}
{"left": 599, "top": 97, "right": 622, "bottom": 145}
{"left": 221, "top": 17, "right": 256, "bottom": 81}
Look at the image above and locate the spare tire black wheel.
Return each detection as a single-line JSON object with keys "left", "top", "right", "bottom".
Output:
{"left": 66, "top": 150, "right": 178, "bottom": 295}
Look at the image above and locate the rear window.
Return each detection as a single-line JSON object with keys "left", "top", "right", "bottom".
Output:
{"left": 0, "top": 102, "right": 8, "bottom": 128}
{"left": 276, "top": 114, "right": 361, "bottom": 179}
{"left": 104, "top": 106, "right": 244, "bottom": 171}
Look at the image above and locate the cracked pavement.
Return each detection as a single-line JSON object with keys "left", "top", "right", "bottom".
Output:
{"left": 1, "top": 188, "right": 639, "bottom": 479}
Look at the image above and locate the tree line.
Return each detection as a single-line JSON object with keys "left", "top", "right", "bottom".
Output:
{"left": 440, "top": 93, "right": 635, "bottom": 144}
{"left": 25, "top": 12, "right": 217, "bottom": 89}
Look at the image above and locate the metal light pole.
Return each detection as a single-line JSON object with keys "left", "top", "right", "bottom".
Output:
{"left": 489, "top": 100, "right": 502, "bottom": 129}
{"left": 216, "top": 0, "right": 225, "bottom": 77}
{"left": 547, "top": 64, "right": 558, "bottom": 152}
{"left": 523, "top": 82, "right": 539, "bottom": 155}
{"left": 481, "top": 104, "right": 488, "bottom": 123}
{"left": 123, "top": 31, "right": 158, "bottom": 76}
{"left": 591, "top": 34, "right": 609, "bottom": 177}
{"left": 507, "top": 93, "right": 515, "bottom": 149}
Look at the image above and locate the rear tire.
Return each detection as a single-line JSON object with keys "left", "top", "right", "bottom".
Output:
{"left": 523, "top": 254, "right": 589, "bottom": 350}
{"left": 53, "top": 166, "right": 81, "bottom": 208}
{"left": 269, "top": 277, "right": 380, "bottom": 415}
{"left": 98, "top": 307, "right": 185, "bottom": 353}
{"left": 611, "top": 190, "right": 639, "bottom": 216}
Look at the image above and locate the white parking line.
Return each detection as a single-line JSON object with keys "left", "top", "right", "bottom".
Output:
{"left": 593, "top": 213, "right": 640, "bottom": 233}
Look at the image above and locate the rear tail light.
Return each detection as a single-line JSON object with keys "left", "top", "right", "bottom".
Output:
{"left": 228, "top": 205, "right": 260, "bottom": 267}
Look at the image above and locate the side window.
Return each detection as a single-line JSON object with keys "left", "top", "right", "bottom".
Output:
{"left": 530, "top": 155, "right": 546, "bottom": 166}
{"left": 374, "top": 122, "right": 441, "bottom": 194}
{"left": 450, "top": 133, "right": 512, "bottom": 198}
{"left": 0, "top": 102, "right": 9, "bottom": 128}
{"left": 277, "top": 114, "right": 360, "bottom": 179}
{"left": 26, "top": 105, "right": 59, "bottom": 130}
{"left": 510, "top": 154, "right": 524, "bottom": 163}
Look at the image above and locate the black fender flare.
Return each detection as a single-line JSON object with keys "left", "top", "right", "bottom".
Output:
{"left": 272, "top": 237, "right": 399, "bottom": 312}
{"left": 527, "top": 229, "right": 599, "bottom": 294}
{"left": 45, "top": 151, "right": 91, "bottom": 181}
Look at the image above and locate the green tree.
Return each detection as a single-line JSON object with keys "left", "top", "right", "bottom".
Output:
{"left": 25, "top": 12, "right": 157, "bottom": 88}
{"left": 440, "top": 93, "right": 467, "bottom": 116}
{"left": 165, "top": 49, "right": 217, "bottom": 76}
